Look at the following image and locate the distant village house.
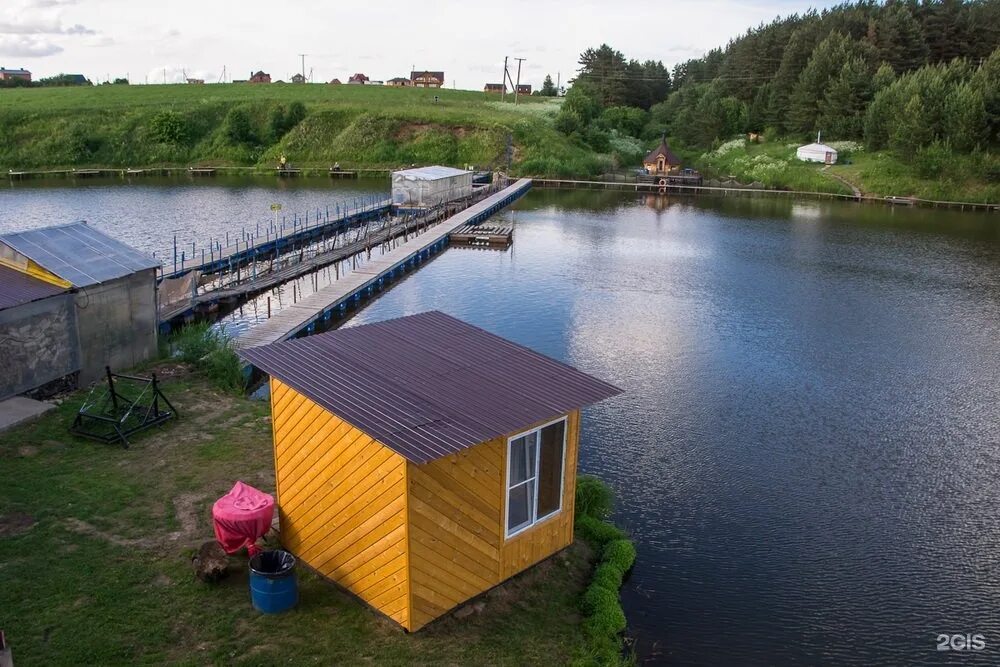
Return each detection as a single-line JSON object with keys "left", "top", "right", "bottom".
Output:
{"left": 410, "top": 70, "right": 444, "bottom": 88}
{"left": 484, "top": 83, "right": 505, "bottom": 94}
{"left": 249, "top": 70, "right": 271, "bottom": 84}
{"left": 387, "top": 77, "right": 412, "bottom": 87}
{"left": 516, "top": 84, "right": 531, "bottom": 95}
{"left": 291, "top": 73, "right": 306, "bottom": 84}
{"left": 186, "top": 78, "right": 204, "bottom": 84}
{"left": 329, "top": 78, "right": 342, "bottom": 85}
{"left": 348, "top": 73, "right": 370, "bottom": 84}
{"left": 0, "top": 67, "right": 31, "bottom": 82}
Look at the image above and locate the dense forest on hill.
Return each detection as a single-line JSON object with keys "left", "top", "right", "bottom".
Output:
{"left": 561, "top": 0, "right": 999, "bottom": 151}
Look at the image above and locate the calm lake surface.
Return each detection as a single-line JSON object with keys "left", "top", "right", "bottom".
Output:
{"left": 3, "top": 178, "right": 999, "bottom": 665}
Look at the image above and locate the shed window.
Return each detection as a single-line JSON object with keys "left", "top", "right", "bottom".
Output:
{"left": 506, "top": 417, "right": 566, "bottom": 538}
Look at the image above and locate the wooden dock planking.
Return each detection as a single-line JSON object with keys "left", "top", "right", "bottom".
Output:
{"left": 237, "top": 179, "right": 532, "bottom": 349}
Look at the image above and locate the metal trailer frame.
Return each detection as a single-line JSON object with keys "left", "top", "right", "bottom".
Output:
{"left": 70, "top": 367, "right": 177, "bottom": 448}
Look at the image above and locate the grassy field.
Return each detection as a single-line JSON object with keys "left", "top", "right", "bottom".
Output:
{"left": 0, "top": 84, "right": 608, "bottom": 177}
{"left": 0, "top": 362, "right": 598, "bottom": 666}
{"left": 690, "top": 138, "right": 1000, "bottom": 203}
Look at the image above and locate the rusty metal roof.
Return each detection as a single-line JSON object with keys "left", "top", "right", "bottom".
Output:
{"left": 240, "top": 311, "right": 622, "bottom": 464}
{"left": 0, "top": 264, "right": 67, "bottom": 311}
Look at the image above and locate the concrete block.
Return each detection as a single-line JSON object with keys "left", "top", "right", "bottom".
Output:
{"left": 0, "top": 396, "right": 55, "bottom": 432}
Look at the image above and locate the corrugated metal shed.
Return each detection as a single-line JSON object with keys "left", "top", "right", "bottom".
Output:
{"left": 0, "top": 264, "right": 67, "bottom": 310}
{"left": 240, "top": 310, "right": 622, "bottom": 464}
{"left": 0, "top": 222, "right": 159, "bottom": 287}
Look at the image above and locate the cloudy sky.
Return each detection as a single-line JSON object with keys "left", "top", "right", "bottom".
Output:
{"left": 1, "top": 0, "right": 836, "bottom": 87}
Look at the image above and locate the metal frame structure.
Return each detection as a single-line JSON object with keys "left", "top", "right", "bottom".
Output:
{"left": 70, "top": 367, "right": 177, "bottom": 448}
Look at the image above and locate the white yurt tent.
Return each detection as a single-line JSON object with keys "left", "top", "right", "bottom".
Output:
{"left": 796, "top": 132, "right": 838, "bottom": 164}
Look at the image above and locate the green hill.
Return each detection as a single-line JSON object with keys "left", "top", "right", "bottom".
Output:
{"left": 0, "top": 83, "right": 606, "bottom": 177}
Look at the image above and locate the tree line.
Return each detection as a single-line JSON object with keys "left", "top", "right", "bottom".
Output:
{"left": 0, "top": 74, "right": 94, "bottom": 88}
{"left": 556, "top": 0, "right": 1000, "bottom": 164}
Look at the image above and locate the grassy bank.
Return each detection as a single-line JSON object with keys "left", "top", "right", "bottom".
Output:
{"left": 0, "top": 361, "right": 606, "bottom": 666}
{"left": 0, "top": 84, "right": 607, "bottom": 178}
{"left": 689, "top": 137, "right": 1000, "bottom": 203}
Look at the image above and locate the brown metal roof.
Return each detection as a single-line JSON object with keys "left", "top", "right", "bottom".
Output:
{"left": 0, "top": 264, "right": 67, "bottom": 310}
{"left": 644, "top": 138, "right": 682, "bottom": 165}
{"left": 240, "top": 311, "right": 622, "bottom": 464}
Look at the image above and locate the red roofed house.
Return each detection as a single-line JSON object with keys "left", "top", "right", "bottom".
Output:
{"left": 410, "top": 70, "right": 444, "bottom": 88}
{"left": 249, "top": 70, "right": 271, "bottom": 84}
{"left": 348, "top": 73, "right": 370, "bottom": 85}
{"left": 0, "top": 67, "right": 31, "bottom": 82}
{"left": 484, "top": 83, "right": 505, "bottom": 94}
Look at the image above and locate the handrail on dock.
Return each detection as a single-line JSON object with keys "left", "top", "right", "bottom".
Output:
{"left": 237, "top": 178, "right": 532, "bottom": 350}
{"left": 160, "top": 198, "right": 392, "bottom": 280}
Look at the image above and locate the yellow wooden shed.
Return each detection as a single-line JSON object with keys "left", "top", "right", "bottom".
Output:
{"left": 240, "top": 311, "right": 621, "bottom": 631}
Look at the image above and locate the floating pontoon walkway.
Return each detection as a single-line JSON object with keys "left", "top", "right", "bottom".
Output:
{"left": 238, "top": 178, "right": 531, "bottom": 349}
{"left": 161, "top": 199, "right": 391, "bottom": 280}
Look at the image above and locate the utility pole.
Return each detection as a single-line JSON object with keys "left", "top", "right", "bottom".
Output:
{"left": 501, "top": 56, "right": 508, "bottom": 103}
{"left": 298, "top": 54, "right": 307, "bottom": 82}
{"left": 557, "top": 71, "right": 561, "bottom": 95}
{"left": 513, "top": 57, "right": 526, "bottom": 105}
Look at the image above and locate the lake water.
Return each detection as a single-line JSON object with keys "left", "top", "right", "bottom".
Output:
{"left": 3, "top": 178, "right": 999, "bottom": 665}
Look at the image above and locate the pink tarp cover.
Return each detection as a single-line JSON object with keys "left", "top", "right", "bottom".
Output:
{"left": 212, "top": 481, "right": 274, "bottom": 555}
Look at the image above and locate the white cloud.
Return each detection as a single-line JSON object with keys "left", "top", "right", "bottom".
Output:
{"left": 0, "top": 17, "right": 95, "bottom": 34}
{"left": 0, "top": 34, "right": 62, "bottom": 56}
{"left": 20, "top": 0, "right": 846, "bottom": 85}
{"left": 23, "top": 0, "right": 79, "bottom": 7}
{"left": 144, "top": 64, "right": 212, "bottom": 84}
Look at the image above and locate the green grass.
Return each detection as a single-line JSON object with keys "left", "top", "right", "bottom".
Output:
{"left": 688, "top": 137, "right": 1000, "bottom": 203}
{"left": 0, "top": 84, "right": 606, "bottom": 177}
{"left": 690, "top": 139, "right": 851, "bottom": 195}
{"left": 0, "top": 364, "right": 597, "bottom": 666}
{"left": 832, "top": 150, "right": 1000, "bottom": 203}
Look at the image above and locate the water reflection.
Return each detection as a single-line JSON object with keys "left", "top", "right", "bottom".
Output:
{"left": 344, "top": 190, "right": 1000, "bottom": 666}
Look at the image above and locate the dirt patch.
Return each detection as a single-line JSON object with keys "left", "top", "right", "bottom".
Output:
{"left": 64, "top": 493, "right": 207, "bottom": 550}
{"left": 65, "top": 518, "right": 147, "bottom": 548}
{"left": 151, "top": 573, "right": 173, "bottom": 587}
{"left": 173, "top": 492, "right": 204, "bottom": 536}
{"left": 0, "top": 512, "right": 37, "bottom": 537}
{"left": 152, "top": 362, "right": 193, "bottom": 379}
{"left": 393, "top": 122, "right": 471, "bottom": 142}
{"left": 18, "top": 445, "right": 39, "bottom": 457}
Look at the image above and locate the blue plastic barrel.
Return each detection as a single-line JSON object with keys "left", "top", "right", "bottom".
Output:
{"left": 249, "top": 550, "right": 298, "bottom": 613}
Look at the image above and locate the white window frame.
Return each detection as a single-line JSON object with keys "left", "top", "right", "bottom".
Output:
{"left": 504, "top": 416, "right": 567, "bottom": 539}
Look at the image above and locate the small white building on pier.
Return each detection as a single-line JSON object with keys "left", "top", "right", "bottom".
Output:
{"left": 391, "top": 166, "right": 473, "bottom": 209}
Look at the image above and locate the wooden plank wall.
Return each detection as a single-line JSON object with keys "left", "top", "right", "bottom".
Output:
{"left": 270, "top": 378, "right": 410, "bottom": 629}
{"left": 269, "top": 377, "right": 580, "bottom": 632}
{"left": 406, "top": 409, "right": 581, "bottom": 629}
{"left": 406, "top": 437, "right": 505, "bottom": 630}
